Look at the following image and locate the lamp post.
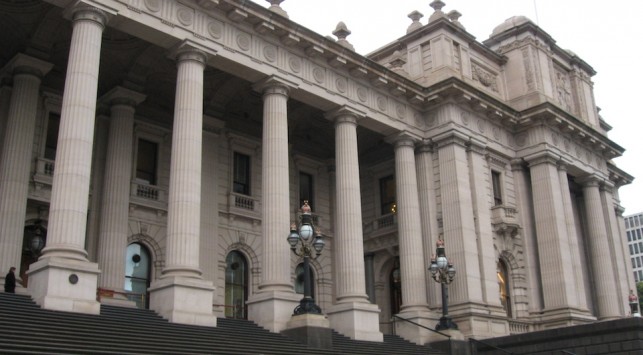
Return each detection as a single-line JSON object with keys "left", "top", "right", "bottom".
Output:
{"left": 429, "top": 238, "right": 458, "bottom": 330}
{"left": 287, "top": 201, "right": 325, "bottom": 315}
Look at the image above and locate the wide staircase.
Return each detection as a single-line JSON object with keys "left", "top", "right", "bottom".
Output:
{"left": 0, "top": 293, "right": 445, "bottom": 354}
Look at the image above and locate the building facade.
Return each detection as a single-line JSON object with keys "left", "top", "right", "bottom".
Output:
{"left": 0, "top": 0, "right": 635, "bottom": 344}
{"left": 625, "top": 213, "right": 643, "bottom": 283}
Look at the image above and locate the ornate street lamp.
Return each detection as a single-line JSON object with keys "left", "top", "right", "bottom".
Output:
{"left": 429, "top": 238, "right": 458, "bottom": 330}
{"left": 287, "top": 201, "right": 325, "bottom": 315}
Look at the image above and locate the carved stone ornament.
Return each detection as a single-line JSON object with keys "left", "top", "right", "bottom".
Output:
{"left": 144, "top": 0, "right": 161, "bottom": 12}
{"left": 208, "top": 20, "right": 223, "bottom": 39}
{"left": 335, "top": 77, "right": 347, "bottom": 93}
{"left": 377, "top": 96, "right": 387, "bottom": 111}
{"left": 472, "top": 63, "right": 498, "bottom": 92}
{"left": 357, "top": 86, "right": 368, "bottom": 102}
{"left": 236, "top": 33, "right": 251, "bottom": 51}
{"left": 263, "top": 45, "right": 277, "bottom": 62}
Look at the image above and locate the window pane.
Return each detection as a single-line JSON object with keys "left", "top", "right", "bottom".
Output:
{"left": 299, "top": 172, "right": 314, "bottom": 210}
{"left": 44, "top": 113, "right": 60, "bottom": 160}
{"left": 491, "top": 171, "right": 503, "bottom": 206}
{"left": 379, "top": 175, "right": 396, "bottom": 215}
{"left": 233, "top": 152, "right": 250, "bottom": 195}
{"left": 136, "top": 139, "right": 158, "bottom": 185}
{"left": 225, "top": 251, "right": 248, "bottom": 319}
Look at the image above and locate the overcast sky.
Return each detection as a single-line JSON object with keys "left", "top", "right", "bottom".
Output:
{"left": 252, "top": 0, "right": 643, "bottom": 215}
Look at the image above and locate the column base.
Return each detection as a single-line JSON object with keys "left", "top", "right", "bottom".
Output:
{"left": 247, "top": 290, "right": 300, "bottom": 332}
{"left": 26, "top": 257, "right": 101, "bottom": 315}
{"left": 327, "top": 301, "right": 383, "bottom": 342}
{"left": 282, "top": 313, "right": 332, "bottom": 349}
{"left": 537, "top": 307, "right": 597, "bottom": 328}
{"left": 395, "top": 309, "right": 441, "bottom": 345}
{"left": 148, "top": 276, "right": 216, "bottom": 327}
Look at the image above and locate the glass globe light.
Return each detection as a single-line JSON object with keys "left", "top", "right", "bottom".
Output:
{"left": 299, "top": 224, "right": 313, "bottom": 241}
{"left": 437, "top": 255, "right": 448, "bottom": 269}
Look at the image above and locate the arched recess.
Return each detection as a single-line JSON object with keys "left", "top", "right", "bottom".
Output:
{"left": 127, "top": 233, "right": 164, "bottom": 281}
{"left": 225, "top": 242, "right": 259, "bottom": 295}
{"left": 375, "top": 254, "right": 402, "bottom": 327}
{"left": 498, "top": 250, "right": 529, "bottom": 319}
{"left": 20, "top": 218, "right": 48, "bottom": 286}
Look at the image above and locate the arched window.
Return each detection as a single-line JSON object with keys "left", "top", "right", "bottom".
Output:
{"left": 294, "top": 263, "right": 315, "bottom": 300}
{"left": 497, "top": 260, "right": 512, "bottom": 317}
{"left": 225, "top": 251, "right": 248, "bottom": 319}
{"left": 390, "top": 257, "right": 402, "bottom": 316}
{"left": 124, "top": 243, "right": 151, "bottom": 309}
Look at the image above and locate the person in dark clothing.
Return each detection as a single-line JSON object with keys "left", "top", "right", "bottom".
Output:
{"left": 4, "top": 267, "right": 16, "bottom": 293}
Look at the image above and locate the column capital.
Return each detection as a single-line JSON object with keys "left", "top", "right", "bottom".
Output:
{"left": 616, "top": 205, "right": 626, "bottom": 217}
{"left": 67, "top": 4, "right": 109, "bottom": 28}
{"left": 578, "top": 174, "right": 601, "bottom": 188}
{"left": 1, "top": 53, "right": 53, "bottom": 78}
{"left": 253, "top": 75, "right": 298, "bottom": 96}
{"left": 432, "top": 130, "right": 469, "bottom": 149}
{"left": 325, "top": 105, "right": 365, "bottom": 125}
{"left": 510, "top": 158, "right": 526, "bottom": 172}
{"left": 385, "top": 131, "right": 421, "bottom": 149}
{"left": 523, "top": 150, "right": 560, "bottom": 167}
{"left": 415, "top": 138, "right": 434, "bottom": 154}
{"left": 98, "top": 86, "right": 146, "bottom": 108}
{"left": 465, "top": 136, "right": 487, "bottom": 155}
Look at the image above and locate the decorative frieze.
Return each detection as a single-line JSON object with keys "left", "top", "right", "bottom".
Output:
{"left": 471, "top": 62, "right": 498, "bottom": 92}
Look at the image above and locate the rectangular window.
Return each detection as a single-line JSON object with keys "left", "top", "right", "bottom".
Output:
{"left": 628, "top": 231, "right": 632, "bottom": 242}
{"left": 639, "top": 215, "right": 643, "bottom": 226}
{"left": 638, "top": 257, "right": 642, "bottom": 268}
{"left": 639, "top": 270, "right": 643, "bottom": 281}
{"left": 299, "top": 172, "right": 314, "bottom": 210}
{"left": 379, "top": 175, "right": 396, "bottom": 215}
{"left": 635, "top": 244, "right": 640, "bottom": 254}
{"left": 637, "top": 218, "right": 641, "bottom": 227}
{"left": 633, "top": 259, "right": 637, "bottom": 269}
{"left": 630, "top": 245, "right": 635, "bottom": 255}
{"left": 491, "top": 171, "right": 503, "bottom": 206}
{"left": 638, "top": 229, "right": 642, "bottom": 239}
{"left": 136, "top": 139, "right": 158, "bottom": 185}
{"left": 636, "top": 272, "right": 640, "bottom": 283}
{"left": 233, "top": 152, "right": 251, "bottom": 195}
{"left": 44, "top": 113, "right": 61, "bottom": 160}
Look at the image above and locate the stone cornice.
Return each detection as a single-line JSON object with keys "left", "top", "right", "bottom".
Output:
{"left": 523, "top": 150, "right": 561, "bottom": 167}
{"left": 519, "top": 102, "right": 624, "bottom": 160}
{"left": 432, "top": 130, "right": 470, "bottom": 149}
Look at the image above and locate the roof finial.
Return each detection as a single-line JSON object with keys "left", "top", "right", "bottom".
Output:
{"left": 333, "top": 22, "right": 355, "bottom": 51}
{"left": 447, "top": 10, "right": 465, "bottom": 29}
{"left": 266, "top": 0, "right": 288, "bottom": 18}
{"left": 429, "top": 0, "right": 447, "bottom": 22}
{"left": 407, "top": 10, "right": 424, "bottom": 33}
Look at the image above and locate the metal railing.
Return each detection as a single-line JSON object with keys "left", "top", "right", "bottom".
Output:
{"left": 97, "top": 288, "right": 147, "bottom": 309}
{"left": 469, "top": 337, "right": 514, "bottom": 354}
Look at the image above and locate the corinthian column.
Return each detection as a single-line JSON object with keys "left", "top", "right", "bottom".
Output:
{"left": 581, "top": 177, "right": 620, "bottom": 319}
{"left": 246, "top": 76, "right": 300, "bottom": 333}
{"left": 27, "top": 5, "right": 107, "bottom": 314}
{"left": 326, "top": 107, "right": 382, "bottom": 342}
{"left": 148, "top": 44, "right": 215, "bottom": 327}
{"left": 96, "top": 87, "right": 145, "bottom": 298}
{"left": 0, "top": 54, "right": 52, "bottom": 290}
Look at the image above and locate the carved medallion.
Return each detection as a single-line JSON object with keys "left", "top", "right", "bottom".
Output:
{"left": 377, "top": 96, "right": 387, "bottom": 111}
{"left": 144, "top": 0, "right": 161, "bottom": 12}
{"left": 335, "top": 77, "right": 347, "bottom": 93}
{"left": 313, "top": 67, "right": 325, "bottom": 84}
{"left": 396, "top": 104, "right": 406, "bottom": 119}
{"left": 208, "top": 20, "right": 223, "bottom": 39}
{"left": 176, "top": 6, "right": 194, "bottom": 26}
{"left": 289, "top": 55, "right": 301, "bottom": 73}
{"left": 236, "top": 33, "right": 251, "bottom": 51}
{"left": 263, "top": 45, "right": 277, "bottom": 62}
{"left": 357, "top": 86, "right": 367, "bottom": 102}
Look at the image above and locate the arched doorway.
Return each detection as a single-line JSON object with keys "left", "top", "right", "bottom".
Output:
{"left": 124, "top": 243, "right": 151, "bottom": 309}
{"left": 497, "top": 259, "right": 512, "bottom": 317}
{"left": 295, "top": 263, "right": 315, "bottom": 300}
{"left": 225, "top": 251, "right": 248, "bottom": 319}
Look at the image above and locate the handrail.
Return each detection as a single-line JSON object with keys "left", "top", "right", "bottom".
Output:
{"left": 469, "top": 338, "right": 513, "bottom": 354}
{"left": 392, "top": 314, "right": 451, "bottom": 339}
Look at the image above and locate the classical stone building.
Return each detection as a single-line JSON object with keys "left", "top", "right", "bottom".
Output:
{"left": 0, "top": 0, "right": 635, "bottom": 345}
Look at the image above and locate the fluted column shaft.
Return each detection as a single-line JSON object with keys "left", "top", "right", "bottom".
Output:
{"left": 334, "top": 113, "right": 368, "bottom": 303}
{"left": 163, "top": 49, "right": 206, "bottom": 278}
{"left": 258, "top": 80, "right": 291, "bottom": 291}
{"left": 582, "top": 178, "right": 620, "bottom": 319}
{"left": 393, "top": 137, "right": 428, "bottom": 311}
{"left": 97, "top": 88, "right": 144, "bottom": 290}
{"left": 0, "top": 55, "right": 51, "bottom": 279}
{"left": 436, "top": 135, "right": 480, "bottom": 302}
{"left": 601, "top": 183, "right": 630, "bottom": 315}
{"left": 527, "top": 155, "right": 576, "bottom": 308}
{"left": 557, "top": 163, "right": 588, "bottom": 310}
{"left": 41, "top": 8, "right": 106, "bottom": 261}
{"left": 415, "top": 143, "right": 439, "bottom": 306}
